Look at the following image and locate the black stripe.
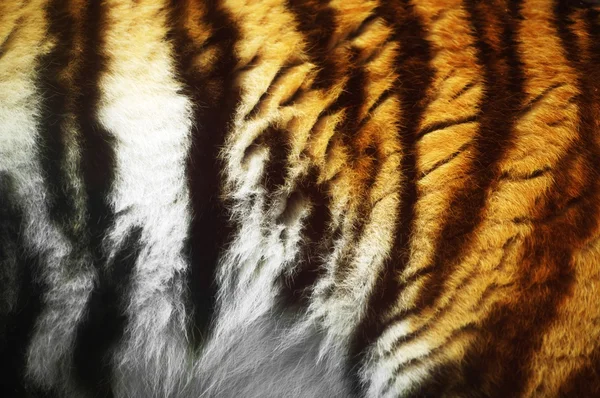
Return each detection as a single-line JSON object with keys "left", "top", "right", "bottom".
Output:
{"left": 261, "top": 124, "right": 303, "bottom": 299}
{"left": 517, "top": 82, "right": 565, "bottom": 117}
{"left": 331, "top": 49, "right": 368, "bottom": 159}
{"left": 499, "top": 166, "right": 551, "bottom": 181}
{"left": 76, "top": 0, "right": 115, "bottom": 248}
{"left": 280, "top": 85, "right": 305, "bottom": 107}
{"left": 418, "top": 142, "right": 471, "bottom": 179}
{"left": 409, "top": 4, "right": 526, "bottom": 394}
{"left": 450, "top": 80, "right": 477, "bottom": 102}
{"left": 577, "top": 0, "right": 600, "bottom": 7}
{"left": 348, "top": 1, "right": 436, "bottom": 394}
{"left": 244, "top": 90, "right": 268, "bottom": 122}
{"left": 278, "top": 167, "right": 331, "bottom": 307}
{"left": 280, "top": 2, "right": 378, "bottom": 305}
{"left": 416, "top": 0, "right": 526, "bottom": 317}
{"left": 331, "top": 152, "right": 381, "bottom": 287}
{"left": 70, "top": 0, "right": 120, "bottom": 394}
{"left": 244, "top": 60, "right": 305, "bottom": 121}
{"left": 416, "top": 115, "right": 478, "bottom": 140}
{"left": 286, "top": 0, "right": 337, "bottom": 90}
{"left": 451, "top": 3, "right": 596, "bottom": 396}
{"left": 287, "top": 0, "right": 366, "bottom": 155}
{"left": 0, "top": 175, "right": 52, "bottom": 398}
{"left": 276, "top": 0, "right": 339, "bottom": 306}
{"left": 382, "top": 235, "right": 516, "bottom": 361}
{"left": 552, "top": 9, "right": 600, "bottom": 398}
{"left": 383, "top": 270, "right": 478, "bottom": 359}
{"left": 73, "top": 227, "right": 142, "bottom": 397}
{"left": 358, "top": 88, "right": 393, "bottom": 130}
{"left": 363, "top": 36, "right": 394, "bottom": 65}
{"left": 37, "top": 0, "right": 82, "bottom": 244}
{"left": 261, "top": 126, "right": 290, "bottom": 196}
{"left": 347, "top": 12, "right": 380, "bottom": 42}
{"left": 376, "top": 232, "right": 517, "bottom": 342}
{"left": 34, "top": 0, "right": 118, "bottom": 393}
{"left": 168, "top": 0, "right": 240, "bottom": 346}
{"left": 0, "top": 16, "right": 23, "bottom": 60}
{"left": 326, "top": 48, "right": 375, "bottom": 287}
{"left": 382, "top": 323, "right": 479, "bottom": 396}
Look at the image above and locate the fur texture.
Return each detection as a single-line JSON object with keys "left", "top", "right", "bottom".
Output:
{"left": 1, "top": 0, "right": 600, "bottom": 397}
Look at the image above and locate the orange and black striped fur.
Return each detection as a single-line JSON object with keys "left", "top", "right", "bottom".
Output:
{"left": 1, "top": 0, "right": 600, "bottom": 396}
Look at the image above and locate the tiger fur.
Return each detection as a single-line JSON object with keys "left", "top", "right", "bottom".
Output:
{"left": 1, "top": 0, "right": 600, "bottom": 397}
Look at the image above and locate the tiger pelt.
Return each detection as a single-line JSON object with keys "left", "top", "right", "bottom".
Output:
{"left": 1, "top": 0, "right": 600, "bottom": 397}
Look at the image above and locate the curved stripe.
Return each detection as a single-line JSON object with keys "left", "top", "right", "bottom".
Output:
{"left": 349, "top": 0, "right": 435, "bottom": 394}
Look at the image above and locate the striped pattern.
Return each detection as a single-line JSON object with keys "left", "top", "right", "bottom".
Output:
{"left": 1, "top": 0, "right": 600, "bottom": 397}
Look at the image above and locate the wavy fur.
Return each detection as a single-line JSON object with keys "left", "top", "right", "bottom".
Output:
{"left": 1, "top": 0, "right": 600, "bottom": 397}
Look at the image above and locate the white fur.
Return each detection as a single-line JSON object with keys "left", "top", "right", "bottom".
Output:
{"left": 0, "top": 6, "right": 94, "bottom": 395}
{"left": 96, "top": 3, "right": 193, "bottom": 396}
{"left": 1, "top": 1, "right": 400, "bottom": 397}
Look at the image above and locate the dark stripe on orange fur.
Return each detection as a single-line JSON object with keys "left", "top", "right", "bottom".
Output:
{"left": 75, "top": 0, "right": 114, "bottom": 255}
{"left": 403, "top": 1, "right": 528, "bottom": 395}
{"left": 450, "top": 80, "right": 478, "bottom": 102}
{"left": 383, "top": 269, "right": 480, "bottom": 359}
{"left": 378, "top": 233, "right": 516, "bottom": 358}
{"left": 244, "top": 61, "right": 303, "bottom": 121}
{"left": 461, "top": 167, "right": 577, "bottom": 397}
{"left": 556, "top": 5, "right": 600, "bottom": 395}
{"left": 280, "top": 2, "right": 379, "bottom": 308}
{"left": 416, "top": 115, "right": 478, "bottom": 140}
{"left": 348, "top": 0, "right": 435, "bottom": 393}
{"left": 419, "top": 142, "right": 471, "bottom": 179}
{"left": 168, "top": 0, "right": 240, "bottom": 346}
{"left": 286, "top": 0, "right": 337, "bottom": 90}
{"left": 278, "top": 26, "right": 370, "bottom": 299}
{"left": 0, "top": 19, "right": 22, "bottom": 59}
{"left": 329, "top": 48, "right": 378, "bottom": 285}
{"left": 416, "top": 0, "right": 526, "bottom": 313}
{"left": 262, "top": 129, "right": 330, "bottom": 305}
{"left": 453, "top": 2, "right": 600, "bottom": 396}
{"left": 329, "top": 50, "right": 367, "bottom": 159}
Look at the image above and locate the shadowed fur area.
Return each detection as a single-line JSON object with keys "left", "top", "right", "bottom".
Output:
{"left": 1, "top": 0, "right": 600, "bottom": 397}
